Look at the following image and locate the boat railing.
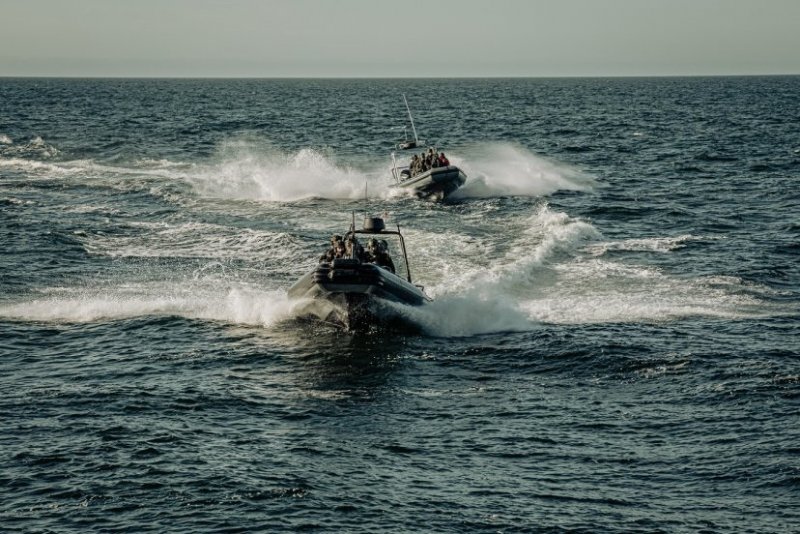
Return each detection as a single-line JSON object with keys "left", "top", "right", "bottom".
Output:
{"left": 347, "top": 226, "right": 413, "bottom": 284}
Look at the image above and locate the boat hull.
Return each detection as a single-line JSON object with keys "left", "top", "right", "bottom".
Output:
{"left": 391, "top": 165, "right": 467, "bottom": 201}
{"left": 288, "top": 260, "right": 427, "bottom": 331}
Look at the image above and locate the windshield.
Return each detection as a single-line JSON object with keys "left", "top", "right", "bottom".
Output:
{"left": 355, "top": 232, "right": 409, "bottom": 281}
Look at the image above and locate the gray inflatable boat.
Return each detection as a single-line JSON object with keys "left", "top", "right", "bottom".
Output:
{"left": 390, "top": 164, "right": 467, "bottom": 201}
{"left": 288, "top": 217, "right": 430, "bottom": 331}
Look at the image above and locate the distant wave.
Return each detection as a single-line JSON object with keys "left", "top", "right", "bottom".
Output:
{"left": 0, "top": 135, "right": 60, "bottom": 158}
{"left": 78, "top": 221, "right": 307, "bottom": 262}
{"left": 584, "top": 235, "right": 717, "bottom": 256}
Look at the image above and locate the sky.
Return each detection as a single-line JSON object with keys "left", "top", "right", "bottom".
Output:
{"left": 1, "top": 0, "right": 799, "bottom": 77}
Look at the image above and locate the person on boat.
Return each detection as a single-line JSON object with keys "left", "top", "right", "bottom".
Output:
{"left": 379, "top": 240, "right": 396, "bottom": 273}
{"left": 321, "top": 234, "right": 344, "bottom": 262}
{"left": 423, "top": 151, "right": 433, "bottom": 171}
{"left": 345, "top": 235, "right": 365, "bottom": 261}
{"left": 365, "top": 238, "right": 380, "bottom": 262}
{"left": 410, "top": 154, "right": 421, "bottom": 176}
{"left": 366, "top": 238, "right": 395, "bottom": 273}
{"left": 438, "top": 152, "right": 450, "bottom": 167}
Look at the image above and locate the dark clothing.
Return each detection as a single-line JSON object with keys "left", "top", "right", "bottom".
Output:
{"left": 380, "top": 253, "right": 396, "bottom": 273}
{"left": 371, "top": 251, "right": 395, "bottom": 273}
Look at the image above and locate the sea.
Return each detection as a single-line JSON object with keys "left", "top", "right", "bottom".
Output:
{"left": 1, "top": 77, "right": 798, "bottom": 533}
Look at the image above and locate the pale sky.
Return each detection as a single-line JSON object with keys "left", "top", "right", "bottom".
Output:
{"left": 1, "top": 0, "right": 799, "bottom": 77}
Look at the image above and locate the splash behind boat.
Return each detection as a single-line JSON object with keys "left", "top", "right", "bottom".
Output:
{"left": 287, "top": 216, "right": 429, "bottom": 331}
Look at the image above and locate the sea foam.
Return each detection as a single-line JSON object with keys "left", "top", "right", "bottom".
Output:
{"left": 185, "top": 141, "right": 379, "bottom": 201}
{"left": 0, "top": 284, "right": 297, "bottom": 326}
{"left": 450, "top": 143, "right": 596, "bottom": 198}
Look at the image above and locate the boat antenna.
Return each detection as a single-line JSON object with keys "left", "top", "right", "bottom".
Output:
{"left": 364, "top": 180, "right": 369, "bottom": 220}
{"left": 397, "top": 222, "right": 413, "bottom": 283}
{"left": 402, "top": 93, "right": 419, "bottom": 145}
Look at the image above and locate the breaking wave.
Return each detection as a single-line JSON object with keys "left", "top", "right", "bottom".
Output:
{"left": 0, "top": 135, "right": 60, "bottom": 158}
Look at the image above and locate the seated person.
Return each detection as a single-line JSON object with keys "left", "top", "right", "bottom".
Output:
{"left": 345, "top": 235, "right": 366, "bottom": 261}
{"left": 366, "top": 238, "right": 395, "bottom": 273}
{"left": 320, "top": 234, "right": 344, "bottom": 262}
{"left": 408, "top": 154, "right": 419, "bottom": 176}
{"left": 378, "top": 240, "right": 396, "bottom": 273}
{"left": 438, "top": 152, "right": 450, "bottom": 166}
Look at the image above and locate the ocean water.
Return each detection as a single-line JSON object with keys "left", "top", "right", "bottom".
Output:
{"left": 1, "top": 77, "right": 798, "bottom": 533}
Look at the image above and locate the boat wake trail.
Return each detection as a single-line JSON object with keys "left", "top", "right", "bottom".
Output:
{"left": 1, "top": 138, "right": 592, "bottom": 203}
{"left": 0, "top": 138, "right": 386, "bottom": 202}
{"left": 450, "top": 143, "right": 596, "bottom": 198}
{"left": 0, "top": 284, "right": 297, "bottom": 326}
{"left": 186, "top": 140, "right": 382, "bottom": 201}
{"left": 388, "top": 204, "right": 784, "bottom": 337}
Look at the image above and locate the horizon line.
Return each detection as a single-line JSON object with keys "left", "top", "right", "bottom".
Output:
{"left": 2, "top": 73, "right": 799, "bottom": 80}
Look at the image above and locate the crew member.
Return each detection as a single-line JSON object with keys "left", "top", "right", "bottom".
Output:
{"left": 320, "top": 234, "right": 344, "bottom": 262}
{"left": 366, "top": 238, "right": 396, "bottom": 273}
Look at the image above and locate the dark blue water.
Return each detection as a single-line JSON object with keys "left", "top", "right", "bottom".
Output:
{"left": 1, "top": 77, "right": 799, "bottom": 533}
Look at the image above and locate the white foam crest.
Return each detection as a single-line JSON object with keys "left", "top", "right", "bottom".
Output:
{"left": 0, "top": 157, "right": 76, "bottom": 175}
{"left": 400, "top": 228, "right": 493, "bottom": 291}
{"left": 586, "top": 234, "right": 709, "bottom": 256}
{"left": 401, "top": 203, "right": 778, "bottom": 331}
{"left": 17, "top": 136, "right": 60, "bottom": 158}
{"left": 388, "top": 294, "right": 535, "bottom": 337}
{"left": 186, "top": 142, "right": 382, "bottom": 201}
{"left": 433, "top": 204, "right": 601, "bottom": 298}
{"left": 78, "top": 221, "right": 310, "bottom": 262}
{"left": 0, "top": 156, "right": 189, "bottom": 182}
{"left": 0, "top": 284, "right": 297, "bottom": 326}
{"left": 134, "top": 158, "right": 191, "bottom": 169}
{"left": 57, "top": 159, "right": 192, "bottom": 180}
{"left": 0, "top": 134, "right": 12, "bottom": 144}
{"left": 448, "top": 143, "right": 596, "bottom": 198}
{"left": 519, "top": 261, "right": 774, "bottom": 324}
{"left": 512, "top": 206, "right": 602, "bottom": 266}
{"left": 390, "top": 205, "right": 599, "bottom": 336}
